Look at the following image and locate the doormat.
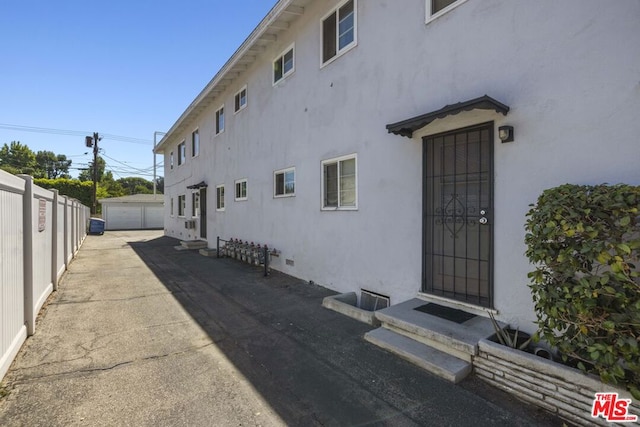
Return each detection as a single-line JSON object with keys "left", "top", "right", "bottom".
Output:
{"left": 414, "top": 303, "right": 476, "bottom": 324}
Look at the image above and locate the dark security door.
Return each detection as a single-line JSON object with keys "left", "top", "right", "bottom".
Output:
{"left": 200, "top": 188, "right": 207, "bottom": 239}
{"left": 423, "top": 123, "right": 493, "bottom": 307}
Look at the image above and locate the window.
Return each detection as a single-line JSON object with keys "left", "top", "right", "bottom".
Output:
{"left": 215, "top": 106, "right": 224, "bottom": 135}
{"left": 178, "top": 195, "right": 186, "bottom": 216}
{"left": 170, "top": 197, "right": 174, "bottom": 216}
{"left": 426, "top": 0, "right": 466, "bottom": 21}
{"left": 322, "top": 0, "right": 356, "bottom": 65}
{"left": 234, "top": 86, "right": 247, "bottom": 113}
{"left": 170, "top": 151, "right": 174, "bottom": 170}
{"left": 192, "top": 129, "right": 200, "bottom": 157}
{"left": 235, "top": 179, "right": 247, "bottom": 201}
{"left": 216, "top": 185, "right": 225, "bottom": 211}
{"left": 178, "top": 141, "right": 186, "bottom": 166}
{"left": 273, "top": 44, "right": 295, "bottom": 84}
{"left": 274, "top": 167, "right": 295, "bottom": 197}
{"left": 192, "top": 192, "right": 200, "bottom": 217}
{"left": 322, "top": 154, "right": 357, "bottom": 210}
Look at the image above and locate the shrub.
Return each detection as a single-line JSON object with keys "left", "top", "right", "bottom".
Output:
{"left": 525, "top": 184, "right": 640, "bottom": 398}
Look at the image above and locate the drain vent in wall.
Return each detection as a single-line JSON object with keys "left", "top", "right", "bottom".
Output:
{"left": 286, "top": 259, "right": 294, "bottom": 266}
{"left": 360, "top": 289, "right": 390, "bottom": 311}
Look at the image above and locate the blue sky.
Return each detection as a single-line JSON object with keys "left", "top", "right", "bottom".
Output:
{"left": 0, "top": 0, "right": 277, "bottom": 179}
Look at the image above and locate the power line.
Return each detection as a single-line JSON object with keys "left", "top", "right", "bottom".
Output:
{"left": 0, "top": 123, "right": 153, "bottom": 145}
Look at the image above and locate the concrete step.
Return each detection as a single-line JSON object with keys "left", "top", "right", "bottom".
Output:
{"left": 365, "top": 327, "right": 471, "bottom": 383}
{"left": 199, "top": 248, "right": 217, "bottom": 257}
{"left": 180, "top": 240, "right": 208, "bottom": 250}
{"left": 374, "top": 298, "right": 502, "bottom": 362}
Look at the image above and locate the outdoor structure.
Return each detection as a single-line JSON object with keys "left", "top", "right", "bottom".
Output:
{"left": 154, "top": 0, "right": 639, "bottom": 335}
{"left": 0, "top": 170, "right": 89, "bottom": 381}
{"left": 99, "top": 194, "right": 164, "bottom": 231}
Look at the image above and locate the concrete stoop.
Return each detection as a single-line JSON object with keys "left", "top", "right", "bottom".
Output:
{"left": 179, "top": 240, "right": 208, "bottom": 250}
{"left": 364, "top": 298, "right": 501, "bottom": 384}
{"left": 199, "top": 248, "right": 217, "bottom": 257}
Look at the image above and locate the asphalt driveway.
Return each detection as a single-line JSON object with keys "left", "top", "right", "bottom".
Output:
{"left": 0, "top": 231, "right": 563, "bottom": 426}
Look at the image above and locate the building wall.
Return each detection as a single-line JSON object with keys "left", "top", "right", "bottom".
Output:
{"left": 161, "top": 0, "right": 640, "bottom": 330}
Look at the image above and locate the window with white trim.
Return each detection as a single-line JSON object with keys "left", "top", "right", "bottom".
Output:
{"left": 273, "top": 44, "right": 295, "bottom": 84}
{"left": 170, "top": 197, "right": 174, "bottom": 216}
{"left": 234, "top": 86, "right": 247, "bottom": 113}
{"left": 274, "top": 167, "right": 295, "bottom": 197}
{"left": 426, "top": 0, "right": 466, "bottom": 21}
{"left": 322, "top": 154, "right": 357, "bottom": 210}
{"left": 192, "top": 129, "right": 200, "bottom": 157}
{"left": 235, "top": 179, "right": 247, "bottom": 201}
{"left": 192, "top": 192, "right": 200, "bottom": 217}
{"left": 216, "top": 185, "right": 225, "bottom": 211}
{"left": 215, "top": 106, "right": 225, "bottom": 135}
{"left": 178, "top": 194, "right": 186, "bottom": 217}
{"left": 170, "top": 151, "right": 174, "bottom": 170}
{"left": 178, "top": 141, "right": 186, "bottom": 166}
{"left": 321, "top": 0, "right": 356, "bottom": 65}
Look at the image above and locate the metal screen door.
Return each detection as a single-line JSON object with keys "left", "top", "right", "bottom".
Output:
{"left": 423, "top": 123, "right": 493, "bottom": 307}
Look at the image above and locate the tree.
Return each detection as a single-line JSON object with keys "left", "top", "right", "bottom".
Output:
{"left": 35, "top": 150, "right": 72, "bottom": 179}
{"left": 155, "top": 176, "right": 164, "bottom": 194}
{"left": 0, "top": 141, "right": 37, "bottom": 175}
{"left": 100, "top": 171, "right": 125, "bottom": 197}
{"left": 117, "top": 177, "right": 154, "bottom": 195}
{"left": 78, "top": 156, "right": 106, "bottom": 182}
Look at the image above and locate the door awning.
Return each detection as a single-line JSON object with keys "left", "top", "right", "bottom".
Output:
{"left": 386, "top": 95, "right": 510, "bottom": 138}
{"left": 186, "top": 181, "right": 208, "bottom": 189}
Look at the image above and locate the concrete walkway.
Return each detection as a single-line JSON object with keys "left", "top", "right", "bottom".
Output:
{"left": 0, "top": 231, "right": 563, "bottom": 426}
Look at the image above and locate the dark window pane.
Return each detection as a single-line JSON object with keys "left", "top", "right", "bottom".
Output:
{"left": 275, "top": 173, "right": 284, "bottom": 195}
{"left": 432, "top": 0, "right": 456, "bottom": 14}
{"left": 274, "top": 58, "right": 283, "bottom": 82}
{"left": 324, "top": 163, "right": 338, "bottom": 207}
{"left": 322, "top": 12, "right": 337, "bottom": 63}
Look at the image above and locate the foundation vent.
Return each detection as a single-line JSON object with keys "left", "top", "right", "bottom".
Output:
{"left": 360, "top": 289, "right": 390, "bottom": 311}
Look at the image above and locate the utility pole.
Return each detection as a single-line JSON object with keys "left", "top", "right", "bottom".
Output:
{"left": 85, "top": 132, "right": 101, "bottom": 215}
{"left": 153, "top": 131, "right": 166, "bottom": 196}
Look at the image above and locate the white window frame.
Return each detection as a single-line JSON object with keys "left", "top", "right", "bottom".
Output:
{"left": 425, "top": 0, "right": 468, "bottom": 23}
{"left": 234, "top": 85, "right": 247, "bottom": 113}
{"left": 215, "top": 105, "right": 225, "bottom": 135}
{"left": 320, "top": 0, "right": 357, "bottom": 67}
{"left": 321, "top": 153, "right": 358, "bottom": 211}
{"left": 178, "top": 194, "right": 186, "bottom": 217}
{"left": 192, "top": 192, "right": 200, "bottom": 217}
{"left": 234, "top": 178, "right": 248, "bottom": 201}
{"left": 273, "top": 43, "right": 295, "bottom": 85}
{"left": 170, "top": 151, "right": 174, "bottom": 170}
{"left": 170, "top": 197, "right": 174, "bottom": 217}
{"left": 178, "top": 141, "right": 186, "bottom": 166}
{"left": 216, "top": 184, "right": 225, "bottom": 211}
{"left": 274, "top": 167, "right": 295, "bottom": 198}
{"left": 192, "top": 129, "right": 200, "bottom": 157}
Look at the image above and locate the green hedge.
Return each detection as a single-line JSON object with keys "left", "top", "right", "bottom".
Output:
{"left": 34, "top": 178, "right": 93, "bottom": 207}
{"left": 525, "top": 184, "right": 640, "bottom": 398}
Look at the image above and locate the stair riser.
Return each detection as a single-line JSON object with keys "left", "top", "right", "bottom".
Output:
{"left": 384, "top": 323, "right": 472, "bottom": 362}
{"left": 364, "top": 331, "right": 471, "bottom": 383}
{"left": 376, "top": 312, "right": 478, "bottom": 357}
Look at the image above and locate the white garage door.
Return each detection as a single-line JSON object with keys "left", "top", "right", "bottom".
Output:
{"left": 105, "top": 206, "right": 143, "bottom": 230}
{"left": 144, "top": 206, "right": 164, "bottom": 229}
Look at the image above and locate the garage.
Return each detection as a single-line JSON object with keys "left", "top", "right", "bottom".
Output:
{"left": 99, "top": 194, "right": 164, "bottom": 230}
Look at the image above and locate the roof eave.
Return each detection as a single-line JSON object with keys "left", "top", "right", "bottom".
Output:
{"left": 154, "top": 0, "right": 305, "bottom": 154}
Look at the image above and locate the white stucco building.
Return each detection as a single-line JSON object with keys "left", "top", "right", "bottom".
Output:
{"left": 154, "top": 0, "right": 640, "bottom": 332}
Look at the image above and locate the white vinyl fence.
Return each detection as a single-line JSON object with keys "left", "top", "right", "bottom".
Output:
{"left": 0, "top": 171, "right": 89, "bottom": 381}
